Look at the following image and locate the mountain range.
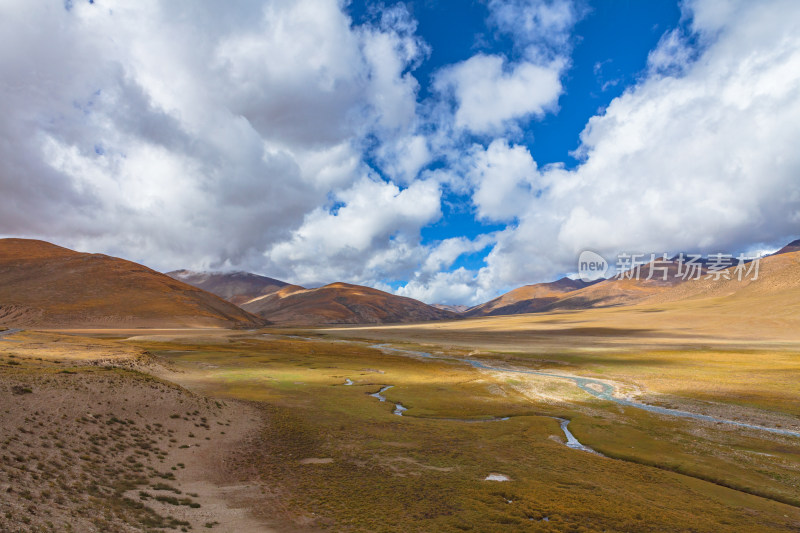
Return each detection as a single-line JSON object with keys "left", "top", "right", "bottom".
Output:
{"left": 167, "top": 271, "right": 457, "bottom": 325}
{"left": 464, "top": 241, "right": 799, "bottom": 318}
{"left": 1, "top": 237, "right": 797, "bottom": 328}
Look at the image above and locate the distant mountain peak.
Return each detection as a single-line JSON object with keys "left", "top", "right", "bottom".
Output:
{"left": 774, "top": 239, "right": 800, "bottom": 255}
{"left": 166, "top": 270, "right": 291, "bottom": 305}
{"left": 241, "top": 281, "right": 458, "bottom": 325}
{"left": 432, "top": 304, "right": 469, "bottom": 314}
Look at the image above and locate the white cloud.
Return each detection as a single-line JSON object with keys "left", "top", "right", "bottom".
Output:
{"left": 647, "top": 29, "right": 693, "bottom": 76}
{"left": 0, "top": 0, "right": 435, "bottom": 277}
{"left": 435, "top": 54, "right": 564, "bottom": 134}
{"left": 420, "top": 235, "right": 496, "bottom": 274}
{"left": 266, "top": 177, "right": 441, "bottom": 285}
{"left": 213, "top": 1, "right": 367, "bottom": 147}
{"left": 4, "top": 0, "right": 798, "bottom": 310}
{"left": 395, "top": 268, "right": 492, "bottom": 306}
{"left": 470, "top": 0, "right": 800, "bottom": 290}
{"left": 488, "top": 0, "right": 579, "bottom": 52}
{"left": 429, "top": 0, "right": 578, "bottom": 136}
{"left": 466, "top": 139, "right": 541, "bottom": 221}
{"left": 360, "top": 5, "right": 428, "bottom": 137}
{"left": 375, "top": 135, "right": 432, "bottom": 185}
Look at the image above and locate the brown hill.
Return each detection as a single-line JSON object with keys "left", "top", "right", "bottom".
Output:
{"left": 639, "top": 248, "right": 800, "bottom": 308}
{"left": 468, "top": 245, "right": 796, "bottom": 318}
{"left": 241, "top": 282, "right": 458, "bottom": 325}
{"left": 540, "top": 260, "right": 696, "bottom": 312}
{"left": 466, "top": 277, "right": 598, "bottom": 316}
{"left": 544, "top": 253, "right": 784, "bottom": 312}
{"left": 167, "top": 270, "right": 289, "bottom": 305}
{"left": 0, "top": 239, "right": 265, "bottom": 328}
{"left": 774, "top": 238, "right": 800, "bottom": 255}
{"left": 466, "top": 246, "right": 800, "bottom": 316}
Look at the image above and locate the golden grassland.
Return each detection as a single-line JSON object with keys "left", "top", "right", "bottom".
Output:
{"left": 119, "top": 328, "right": 800, "bottom": 532}
{"left": 317, "top": 295, "right": 800, "bottom": 420}
{"left": 3, "top": 307, "right": 800, "bottom": 531}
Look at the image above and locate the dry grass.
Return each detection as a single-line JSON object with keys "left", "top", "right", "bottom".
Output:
{"left": 3, "top": 320, "right": 800, "bottom": 531}
{"left": 0, "top": 332, "right": 273, "bottom": 532}
{"left": 123, "top": 331, "right": 800, "bottom": 532}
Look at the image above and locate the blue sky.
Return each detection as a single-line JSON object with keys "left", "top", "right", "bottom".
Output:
{"left": 350, "top": 0, "right": 684, "bottom": 285}
{"left": 402, "top": 0, "right": 684, "bottom": 246}
{"left": 1, "top": 0, "right": 799, "bottom": 305}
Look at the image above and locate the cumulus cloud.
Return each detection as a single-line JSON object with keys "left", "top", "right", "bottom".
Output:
{"left": 430, "top": 0, "right": 578, "bottom": 136}
{"left": 394, "top": 234, "right": 498, "bottom": 306}
{"left": 0, "top": 0, "right": 433, "bottom": 277}
{"left": 266, "top": 177, "right": 442, "bottom": 285}
{"left": 488, "top": 0, "right": 580, "bottom": 52}
{"left": 395, "top": 267, "right": 491, "bottom": 307}
{"left": 468, "top": 0, "right": 800, "bottom": 291}
{"left": 465, "top": 140, "right": 541, "bottom": 221}
{"left": 3, "top": 0, "right": 798, "bottom": 308}
{"left": 420, "top": 235, "right": 496, "bottom": 275}
{"left": 434, "top": 55, "right": 564, "bottom": 134}
{"left": 213, "top": 0, "right": 367, "bottom": 147}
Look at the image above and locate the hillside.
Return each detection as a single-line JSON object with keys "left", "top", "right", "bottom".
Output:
{"left": 464, "top": 243, "right": 799, "bottom": 318}
{"left": 466, "top": 277, "right": 597, "bottom": 316}
{"left": 0, "top": 239, "right": 265, "bottom": 328}
{"left": 774, "top": 239, "right": 800, "bottom": 255}
{"left": 167, "top": 270, "right": 289, "bottom": 305}
{"left": 241, "top": 282, "right": 458, "bottom": 325}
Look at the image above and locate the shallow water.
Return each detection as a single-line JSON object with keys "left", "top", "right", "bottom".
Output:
{"left": 370, "top": 385, "right": 393, "bottom": 402}
{"left": 555, "top": 417, "right": 600, "bottom": 454}
{"left": 463, "top": 358, "right": 800, "bottom": 438}
{"left": 288, "top": 334, "right": 799, "bottom": 439}
{"left": 0, "top": 328, "right": 22, "bottom": 341}
{"left": 368, "top": 385, "right": 407, "bottom": 416}
{"left": 370, "top": 344, "right": 434, "bottom": 359}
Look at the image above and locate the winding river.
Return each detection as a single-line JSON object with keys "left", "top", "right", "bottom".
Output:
{"left": 369, "top": 385, "right": 408, "bottom": 416}
{"left": 271, "top": 334, "right": 800, "bottom": 445}
{"left": 364, "top": 340, "right": 800, "bottom": 439}
{"left": 461, "top": 357, "right": 800, "bottom": 438}
{"left": 365, "top": 381, "right": 599, "bottom": 451}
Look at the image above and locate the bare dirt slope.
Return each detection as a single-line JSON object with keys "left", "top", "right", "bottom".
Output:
{"left": 241, "top": 282, "right": 458, "bottom": 325}
{"left": 0, "top": 330, "right": 275, "bottom": 532}
{"left": 0, "top": 239, "right": 265, "bottom": 329}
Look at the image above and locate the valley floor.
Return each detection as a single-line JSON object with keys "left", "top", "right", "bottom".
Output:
{"left": 2, "top": 309, "right": 800, "bottom": 531}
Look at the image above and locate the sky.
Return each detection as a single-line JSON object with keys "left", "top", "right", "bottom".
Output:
{"left": 1, "top": 0, "right": 799, "bottom": 305}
